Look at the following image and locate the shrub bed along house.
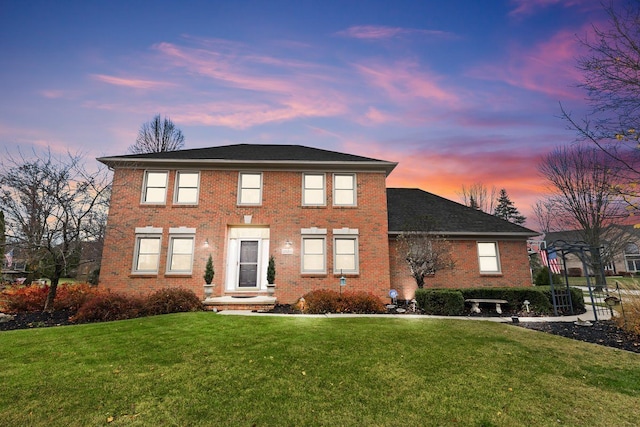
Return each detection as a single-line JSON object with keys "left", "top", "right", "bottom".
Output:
{"left": 414, "top": 286, "right": 585, "bottom": 316}
{"left": 1, "top": 283, "right": 204, "bottom": 323}
{"left": 298, "top": 289, "right": 386, "bottom": 314}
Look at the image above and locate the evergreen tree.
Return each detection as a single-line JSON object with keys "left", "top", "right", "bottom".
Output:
{"left": 493, "top": 189, "right": 526, "bottom": 225}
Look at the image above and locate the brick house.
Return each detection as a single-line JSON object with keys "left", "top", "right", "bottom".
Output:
{"left": 97, "top": 144, "right": 537, "bottom": 308}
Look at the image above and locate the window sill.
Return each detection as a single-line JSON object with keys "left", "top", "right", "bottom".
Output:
{"left": 171, "top": 204, "right": 199, "bottom": 208}
{"left": 332, "top": 205, "right": 358, "bottom": 209}
{"left": 302, "top": 205, "right": 327, "bottom": 209}
{"left": 140, "top": 204, "right": 167, "bottom": 207}
{"left": 165, "top": 273, "right": 193, "bottom": 277}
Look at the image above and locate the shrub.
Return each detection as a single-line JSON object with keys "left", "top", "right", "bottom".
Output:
{"left": 614, "top": 297, "right": 640, "bottom": 335}
{"left": 414, "top": 289, "right": 465, "bottom": 315}
{"left": 144, "top": 288, "right": 203, "bottom": 315}
{"left": 338, "top": 291, "right": 386, "bottom": 313}
{"left": 534, "top": 267, "right": 562, "bottom": 285}
{"left": 1, "top": 284, "right": 49, "bottom": 312}
{"left": 71, "top": 292, "right": 145, "bottom": 323}
{"left": 301, "top": 289, "right": 385, "bottom": 314}
{"left": 567, "top": 267, "right": 582, "bottom": 277}
{"left": 53, "top": 283, "right": 106, "bottom": 312}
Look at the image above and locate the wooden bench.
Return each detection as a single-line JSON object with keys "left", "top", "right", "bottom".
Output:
{"left": 465, "top": 299, "right": 508, "bottom": 314}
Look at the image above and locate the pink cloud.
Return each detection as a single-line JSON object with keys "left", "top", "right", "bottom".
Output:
{"left": 354, "top": 61, "right": 460, "bottom": 106}
{"left": 336, "top": 25, "right": 455, "bottom": 40}
{"left": 91, "top": 74, "right": 175, "bottom": 90}
{"left": 468, "top": 28, "right": 587, "bottom": 99}
{"left": 509, "top": 0, "right": 597, "bottom": 17}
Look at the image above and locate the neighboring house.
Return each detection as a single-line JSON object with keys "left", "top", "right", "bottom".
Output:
{"left": 97, "top": 144, "right": 537, "bottom": 307}
{"left": 544, "top": 226, "right": 640, "bottom": 276}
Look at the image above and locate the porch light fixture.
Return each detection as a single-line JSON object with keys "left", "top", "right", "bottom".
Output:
{"left": 204, "top": 238, "right": 209, "bottom": 248}
{"left": 339, "top": 269, "right": 346, "bottom": 295}
{"left": 285, "top": 240, "right": 292, "bottom": 249}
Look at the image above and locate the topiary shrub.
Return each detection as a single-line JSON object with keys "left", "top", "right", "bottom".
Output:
{"left": 71, "top": 292, "right": 145, "bottom": 323}
{"left": 414, "top": 289, "right": 465, "bottom": 315}
{"left": 144, "top": 287, "right": 203, "bottom": 315}
{"left": 301, "top": 289, "right": 385, "bottom": 314}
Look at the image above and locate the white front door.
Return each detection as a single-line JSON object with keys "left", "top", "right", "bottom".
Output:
{"left": 225, "top": 227, "right": 270, "bottom": 292}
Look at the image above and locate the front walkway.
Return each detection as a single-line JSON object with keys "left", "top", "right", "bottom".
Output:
{"left": 218, "top": 304, "right": 609, "bottom": 323}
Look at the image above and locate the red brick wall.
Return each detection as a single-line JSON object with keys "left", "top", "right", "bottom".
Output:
{"left": 99, "top": 167, "right": 391, "bottom": 303}
{"left": 389, "top": 238, "right": 533, "bottom": 300}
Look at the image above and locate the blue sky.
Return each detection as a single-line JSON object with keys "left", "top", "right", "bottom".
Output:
{"left": 0, "top": 0, "right": 609, "bottom": 224}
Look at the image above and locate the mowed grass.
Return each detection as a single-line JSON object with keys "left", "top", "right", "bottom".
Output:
{"left": 1, "top": 314, "right": 639, "bottom": 426}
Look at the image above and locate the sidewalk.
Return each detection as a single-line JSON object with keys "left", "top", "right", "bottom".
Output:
{"left": 218, "top": 304, "right": 610, "bottom": 323}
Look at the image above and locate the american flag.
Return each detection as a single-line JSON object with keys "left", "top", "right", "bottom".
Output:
{"left": 4, "top": 249, "right": 13, "bottom": 268}
{"left": 540, "top": 248, "right": 561, "bottom": 274}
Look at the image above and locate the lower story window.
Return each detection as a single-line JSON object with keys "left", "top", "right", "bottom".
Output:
{"left": 477, "top": 242, "right": 500, "bottom": 273}
{"left": 334, "top": 236, "right": 358, "bottom": 274}
{"left": 133, "top": 234, "right": 162, "bottom": 274}
{"left": 626, "top": 256, "right": 640, "bottom": 272}
{"left": 302, "top": 237, "right": 326, "bottom": 273}
{"left": 168, "top": 236, "right": 195, "bottom": 273}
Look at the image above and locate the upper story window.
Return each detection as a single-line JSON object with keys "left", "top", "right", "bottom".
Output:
{"left": 238, "top": 172, "right": 262, "bottom": 205}
{"left": 333, "top": 174, "right": 356, "bottom": 206}
{"left": 477, "top": 242, "right": 501, "bottom": 273}
{"left": 142, "top": 171, "right": 168, "bottom": 204}
{"left": 166, "top": 227, "right": 196, "bottom": 274}
{"left": 174, "top": 171, "right": 200, "bottom": 204}
{"left": 132, "top": 226, "right": 162, "bottom": 274}
{"left": 303, "top": 173, "right": 325, "bottom": 206}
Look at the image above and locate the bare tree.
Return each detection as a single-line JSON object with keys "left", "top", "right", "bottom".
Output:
{"left": 458, "top": 183, "right": 497, "bottom": 214}
{"left": 538, "top": 145, "right": 628, "bottom": 281}
{"left": 562, "top": 1, "right": 640, "bottom": 203}
{"left": 128, "top": 114, "right": 185, "bottom": 154}
{"left": 0, "top": 149, "right": 111, "bottom": 310}
{"left": 396, "top": 216, "right": 455, "bottom": 289}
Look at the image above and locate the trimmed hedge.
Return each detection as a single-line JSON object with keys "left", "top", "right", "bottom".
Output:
{"left": 415, "top": 286, "right": 585, "bottom": 316}
{"left": 414, "top": 289, "right": 465, "bottom": 315}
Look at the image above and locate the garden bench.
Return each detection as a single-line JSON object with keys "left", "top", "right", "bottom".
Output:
{"left": 465, "top": 298, "right": 508, "bottom": 314}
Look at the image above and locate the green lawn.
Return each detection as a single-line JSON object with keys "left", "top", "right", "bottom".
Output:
{"left": 1, "top": 314, "right": 639, "bottom": 426}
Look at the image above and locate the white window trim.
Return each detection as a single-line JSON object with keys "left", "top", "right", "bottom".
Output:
{"left": 238, "top": 172, "right": 263, "bottom": 206}
{"left": 166, "top": 227, "right": 196, "bottom": 275}
{"left": 302, "top": 173, "right": 326, "bottom": 206}
{"left": 477, "top": 241, "right": 501, "bottom": 274}
{"left": 333, "top": 228, "right": 359, "bottom": 274}
{"left": 174, "top": 171, "right": 200, "bottom": 205}
{"left": 141, "top": 170, "right": 169, "bottom": 204}
{"left": 332, "top": 173, "right": 357, "bottom": 206}
{"left": 301, "top": 227, "right": 327, "bottom": 274}
{"left": 132, "top": 227, "right": 163, "bottom": 274}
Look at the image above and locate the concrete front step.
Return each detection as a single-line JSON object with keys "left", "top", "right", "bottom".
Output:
{"left": 203, "top": 295, "right": 277, "bottom": 311}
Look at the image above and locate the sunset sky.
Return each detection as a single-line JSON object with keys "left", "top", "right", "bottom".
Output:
{"left": 0, "top": 0, "right": 610, "bottom": 226}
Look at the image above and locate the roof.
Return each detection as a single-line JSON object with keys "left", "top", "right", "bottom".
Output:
{"left": 544, "top": 225, "right": 640, "bottom": 246}
{"left": 387, "top": 188, "right": 538, "bottom": 237}
{"left": 97, "top": 144, "right": 398, "bottom": 175}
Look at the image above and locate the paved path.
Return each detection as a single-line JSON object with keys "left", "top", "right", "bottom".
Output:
{"left": 218, "top": 304, "right": 610, "bottom": 323}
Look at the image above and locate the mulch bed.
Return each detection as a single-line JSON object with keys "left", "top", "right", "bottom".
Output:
{"left": 2, "top": 309, "right": 639, "bottom": 354}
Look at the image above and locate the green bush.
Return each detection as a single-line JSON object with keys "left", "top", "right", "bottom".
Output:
{"left": 414, "top": 289, "right": 465, "bottom": 315}
{"left": 534, "top": 267, "right": 562, "bottom": 285}
{"left": 71, "top": 292, "right": 145, "bottom": 323}
{"left": 144, "top": 288, "right": 203, "bottom": 315}
{"left": 301, "top": 289, "right": 385, "bottom": 314}
{"left": 460, "top": 287, "right": 553, "bottom": 314}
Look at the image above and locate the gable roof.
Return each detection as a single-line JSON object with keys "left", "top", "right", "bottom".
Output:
{"left": 387, "top": 188, "right": 537, "bottom": 237}
{"left": 97, "top": 144, "right": 398, "bottom": 175}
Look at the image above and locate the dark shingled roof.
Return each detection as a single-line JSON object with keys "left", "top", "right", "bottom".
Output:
{"left": 99, "top": 143, "right": 390, "bottom": 162}
{"left": 387, "top": 188, "right": 538, "bottom": 236}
